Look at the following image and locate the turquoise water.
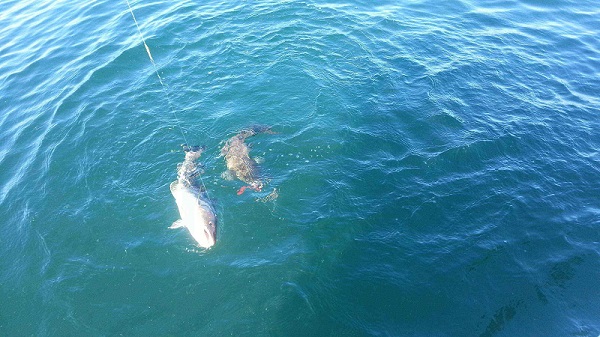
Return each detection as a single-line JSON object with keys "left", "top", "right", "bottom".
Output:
{"left": 1, "top": 0, "right": 599, "bottom": 335}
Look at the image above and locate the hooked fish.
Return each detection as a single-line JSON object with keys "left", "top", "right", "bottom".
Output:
{"left": 170, "top": 145, "right": 217, "bottom": 248}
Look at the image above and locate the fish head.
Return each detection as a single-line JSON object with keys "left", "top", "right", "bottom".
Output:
{"left": 171, "top": 182, "right": 218, "bottom": 248}
{"left": 187, "top": 207, "right": 217, "bottom": 248}
{"left": 250, "top": 181, "right": 264, "bottom": 192}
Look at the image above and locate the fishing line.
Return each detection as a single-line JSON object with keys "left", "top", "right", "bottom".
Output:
{"left": 124, "top": 0, "right": 188, "bottom": 145}
{"left": 125, "top": 0, "right": 212, "bottom": 200}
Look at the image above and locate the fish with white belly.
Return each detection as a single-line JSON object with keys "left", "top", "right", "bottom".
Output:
{"left": 170, "top": 145, "right": 217, "bottom": 248}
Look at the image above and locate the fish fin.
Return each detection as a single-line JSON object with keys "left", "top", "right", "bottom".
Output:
{"left": 182, "top": 144, "right": 205, "bottom": 153}
{"left": 219, "top": 143, "right": 229, "bottom": 156}
{"left": 251, "top": 125, "right": 276, "bottom": 134}
{"left": 184, "top": 145, "right": 204, "bottom": 161}
{"left": 169, "top": 220, "right": 185, "bottom": 229}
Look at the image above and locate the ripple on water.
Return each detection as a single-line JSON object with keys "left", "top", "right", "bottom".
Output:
{"left": 1, "top": 0, "right": 600, "bottom": 335}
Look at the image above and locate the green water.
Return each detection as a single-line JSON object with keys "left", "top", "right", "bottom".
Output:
{"left": 1, "top": 0, "right": 599, "bottom": 336}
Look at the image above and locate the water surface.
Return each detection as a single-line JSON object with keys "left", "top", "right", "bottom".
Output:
{"left": 1, "top": 0, "right": 599, "bottom": 336}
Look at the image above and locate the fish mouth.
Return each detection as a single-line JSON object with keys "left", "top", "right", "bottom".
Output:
{"left": 197, "top": 222, "right": 216, "bottom": 248}
{"left": 203, "top": 227, "right": 216, "bottom": 248}
{"left": 251, "top": 181, "right": 263, "bottom": 191}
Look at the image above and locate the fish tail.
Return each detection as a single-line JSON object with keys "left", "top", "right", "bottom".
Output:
{"left": 183, "top": 145, "right": 205, "bottom": 162}
{"left": 182, "top": 144, "right": 205, "bottom": 153}
{"left": 239, "top": 125, "right": 276, "bottom": 139}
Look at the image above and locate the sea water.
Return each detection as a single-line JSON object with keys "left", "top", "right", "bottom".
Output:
{"left": 0, "top": 0, "right": 599, "bottom": 336}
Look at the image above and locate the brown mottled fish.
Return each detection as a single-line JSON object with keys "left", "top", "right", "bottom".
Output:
{"left": 220, "top": 126, "right": 273, "bottom": 195}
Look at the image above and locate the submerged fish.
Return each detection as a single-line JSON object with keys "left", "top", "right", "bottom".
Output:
{"left": 220, "top": 126, "right": 273, "bottom": 195}
{"left": 170, "top": 145, "right": 217, "bottom": 248}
